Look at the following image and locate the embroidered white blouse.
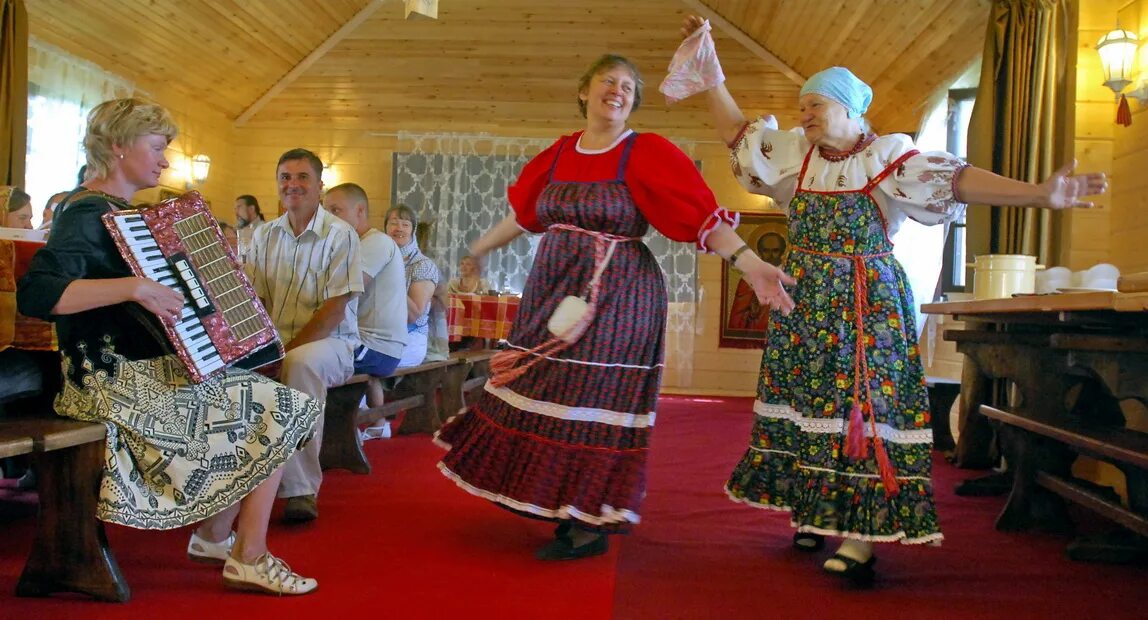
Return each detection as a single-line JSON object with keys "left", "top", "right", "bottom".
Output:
{"left": 730, "top": 115, "right": 971, "bottom": 237}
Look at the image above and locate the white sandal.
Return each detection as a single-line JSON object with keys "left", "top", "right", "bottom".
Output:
{"left": 187, "top": 530, "right": 235, "bottom": 565}
{"left": 223, "top": 552, "right": 318, "bottom": 595}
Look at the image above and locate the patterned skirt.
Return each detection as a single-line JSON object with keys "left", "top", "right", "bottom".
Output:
{"left": 54, "top": 350, "right": 320, "bottom": 529}
{"left": 435, "top": 237, "right": 665, "bottom": 534}
{"left": 724, "top": 251, "right": 943, "bottom": 545}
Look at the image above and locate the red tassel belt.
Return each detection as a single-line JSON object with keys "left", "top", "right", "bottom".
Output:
{"left": 791, "top": 245, "right": 901, "bottom": 497}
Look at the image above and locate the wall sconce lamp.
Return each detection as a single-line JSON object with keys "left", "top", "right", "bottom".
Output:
{"left": 1097, "top": 26, "right": 1141, "bottom": 126}
{"left": 190, "top": 154, "right": 211, "bottom": 186}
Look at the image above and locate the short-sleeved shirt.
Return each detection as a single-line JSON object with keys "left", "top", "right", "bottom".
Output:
{"left": 399, "top": 240, "right": 440, "bottom": 335}
{"left": 507, "top": 130, "right": 738, "bottom": 252}
{"left": 729, "top": 116, "right": 970, "bottom": 236}
{"left": 356, "top": 228, "right": 407, "bottom": 358}
{"left": 250, "top": 206, "right": 363, "bottom": 345}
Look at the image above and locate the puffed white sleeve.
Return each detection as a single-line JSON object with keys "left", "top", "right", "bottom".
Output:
{"left": 728, "top": 115, "right": 809, "bottom": 210}
{"left": 873, "top": 133, "right": 971, "bottom": 227}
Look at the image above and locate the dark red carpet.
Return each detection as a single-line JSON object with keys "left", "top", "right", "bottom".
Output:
{"left": 612, "top": 396, "right": 1144, "bottom": 620}
{"left": 0, "top": 424, "right": 617, "bottom": 619}
{"left": 0, "top": 395, "right": 1144, "bottom": 619}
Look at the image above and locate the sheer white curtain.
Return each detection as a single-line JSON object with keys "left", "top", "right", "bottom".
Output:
{"left": 892, "top": 93, "right": 948, "bottom": 338}
{"left": 25, "top": 38, "right": 133, "bottom": 225}
{"left": 391, "top": 131, "right": 701, "bottom": 379}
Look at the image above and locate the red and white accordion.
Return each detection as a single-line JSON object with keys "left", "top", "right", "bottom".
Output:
{"left": 102, "top": 191, "right": 282, "bottom": 383}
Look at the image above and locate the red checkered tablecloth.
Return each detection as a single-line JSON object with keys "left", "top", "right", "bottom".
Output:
{"left": 448, "top": 294, "right": 520, "bottom": 342}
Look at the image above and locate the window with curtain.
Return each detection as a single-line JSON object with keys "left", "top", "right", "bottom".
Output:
{"left": 940, "top": 87, "right": 976, "bottom": 292}
{"left": 390, "top": 131, "right": 704, "bottom": 384}
{"left": 24, "top": 38, "right": 132, "bottom": 226}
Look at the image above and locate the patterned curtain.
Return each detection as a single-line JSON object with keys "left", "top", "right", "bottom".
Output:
{"left": 391, "top": 132, "right": 702, "bottom": 381}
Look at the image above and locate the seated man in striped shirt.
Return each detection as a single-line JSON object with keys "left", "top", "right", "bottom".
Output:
{"left": 248, "top": 148, "right": 363, "bottom": 523}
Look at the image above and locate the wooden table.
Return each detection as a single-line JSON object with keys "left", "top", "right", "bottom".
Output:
{"left": 447, "top": 293, "right": 520, "bottom": 342}
{"left": 922, "top": 292, "right": 1148, "bottom": 560}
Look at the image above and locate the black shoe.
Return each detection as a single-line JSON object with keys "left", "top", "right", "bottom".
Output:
{"left": 283, "top": 495, "right": 318, "bottom": 523}
{"left": 554, "top": 521, "right": 573, "bottom": 539}
{"left": 792, "top": 532, "right": 825, "bottom": 552}
{"left": 824, "top": 553, "right": 877, "bottom": 585}
{"left": 954, "top": 472, "right": 1012, "bottom": 497}
{"left": 535, "top": 534, "right": 609, "bottom": 561}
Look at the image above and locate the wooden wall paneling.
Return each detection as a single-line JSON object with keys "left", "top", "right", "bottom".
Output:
{"left": 803, "top": 0, "right": 877, "bottom": 75}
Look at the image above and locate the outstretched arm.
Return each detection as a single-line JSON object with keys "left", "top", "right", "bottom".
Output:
{"left": 470, "top": 212, "right": 525, "bottom": 258}
{"left": 957, "top": 160, "right": 1107, "bottom": 210}
{"left": 707, "top": 223, "right": 797, "bottom": 315}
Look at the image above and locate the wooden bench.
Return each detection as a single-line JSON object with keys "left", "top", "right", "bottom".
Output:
{"left": 980, "top": 404, "right": 1148, "bottom": 561}
{"left": 318, "top": 350, "right": 498, "bottom": 474}
{"left": 0, "top": 408, "right": 128, "bottom": 602}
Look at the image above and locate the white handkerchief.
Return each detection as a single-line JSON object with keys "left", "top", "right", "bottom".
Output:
{"left": 659, "top": 20, "right": 726, "bottom": 104}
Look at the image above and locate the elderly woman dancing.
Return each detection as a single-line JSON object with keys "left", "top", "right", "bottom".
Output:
{"left": 676, "top": 16, "right": 1107, "bottom": 583}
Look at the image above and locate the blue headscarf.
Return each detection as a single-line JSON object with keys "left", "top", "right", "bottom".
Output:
{"left": 799, "top": 67, "right": 872, "bottom": 119}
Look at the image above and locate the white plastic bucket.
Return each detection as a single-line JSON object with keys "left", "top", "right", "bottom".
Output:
{"left": 970, "top": 254, "right": 1039, "bottom": 299}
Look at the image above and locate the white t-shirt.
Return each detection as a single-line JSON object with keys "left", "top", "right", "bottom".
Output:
{"left": 356, "top": 228, "right": 408, "bottom": 358}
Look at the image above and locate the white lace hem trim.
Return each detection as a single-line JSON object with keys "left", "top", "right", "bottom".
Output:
{"left": 754, "top": 400, "right": 933, "bottom": 444}
{"left": 485, "top": 382, "right": 655, "bottom": 428}
{"left": 437, "top": 462, "right": 640, "bottom": 526}
{"left": 723, "top": 488, "right": 944, "bottom": 545}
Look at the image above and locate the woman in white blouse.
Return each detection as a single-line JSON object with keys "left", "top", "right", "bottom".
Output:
{"left": 678, "top": 15, "right": 1106, "bottom": 584}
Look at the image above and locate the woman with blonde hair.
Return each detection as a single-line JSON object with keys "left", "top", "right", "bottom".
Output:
{"left": 18, "top": 98, "right": 320, "bottom": 595}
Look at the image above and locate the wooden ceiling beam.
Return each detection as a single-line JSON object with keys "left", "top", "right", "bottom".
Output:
{"left": 234, "top": 0, "right": 388, "bottom": 126}
{"left": 678, "top": 0, "right": 805, "bottom": 86}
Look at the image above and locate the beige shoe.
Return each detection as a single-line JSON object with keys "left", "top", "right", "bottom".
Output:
{"left": 223, "top": 553, "right": 318, "bottom": 595}
{"left": 187, "top": 530, "right": 235, "bottom": 565}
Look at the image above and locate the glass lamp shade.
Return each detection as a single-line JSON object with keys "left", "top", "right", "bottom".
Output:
{"left": 1097, "top": 28, "right": 1138, "bottom": 93}
{"left": 191, "top": 154, "right": 211, "bottom": 184}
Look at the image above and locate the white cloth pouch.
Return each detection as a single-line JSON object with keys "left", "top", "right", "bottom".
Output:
{"left": 548, "top": 295, "right": 590, "bottom": 343}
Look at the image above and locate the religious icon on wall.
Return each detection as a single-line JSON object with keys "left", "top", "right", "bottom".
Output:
{"left": 720, "top": 212, "right": 788, "bottom": 349}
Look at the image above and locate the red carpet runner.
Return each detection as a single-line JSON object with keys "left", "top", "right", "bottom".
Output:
{"left": 612, "top": 396, "right": 1143, "bottom": 619}
{"left": 0, "top": 421, "right": 618, "bottom": 618}
{"left": 1, "top": 395, "right": 1144, "bottom": 618}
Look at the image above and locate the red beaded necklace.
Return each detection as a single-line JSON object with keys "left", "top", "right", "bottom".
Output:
{"left": 818, "top": 133, "right": 876, "bottom": 162}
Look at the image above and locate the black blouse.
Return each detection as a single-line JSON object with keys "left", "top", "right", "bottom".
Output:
{"left": 17, "top": 193, "right": 171, "bottom": 385}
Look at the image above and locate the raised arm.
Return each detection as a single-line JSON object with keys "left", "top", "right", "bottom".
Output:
{"left": 681, "top": 15, "right": 749, "bottom": 146}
